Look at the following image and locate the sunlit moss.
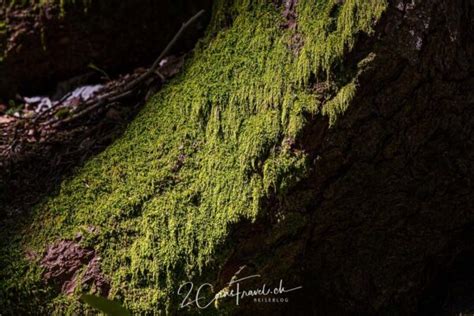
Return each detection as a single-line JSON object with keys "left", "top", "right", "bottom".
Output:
{"left": 323, "top": 80, "right": 357, "bottom": 125}
{"left": 0, "top": 0, "right": 387, "bottom": 314}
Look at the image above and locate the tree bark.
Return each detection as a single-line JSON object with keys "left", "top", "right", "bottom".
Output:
{"left": 220, "top": 0, "right": 474, "bottom": 314}
{"left": 0, "top": 1, "right": 472, "bottom": 315}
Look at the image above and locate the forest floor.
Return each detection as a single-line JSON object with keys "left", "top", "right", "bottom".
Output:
{"left": 0, "top": 2, "right": 205, "bottom": 221}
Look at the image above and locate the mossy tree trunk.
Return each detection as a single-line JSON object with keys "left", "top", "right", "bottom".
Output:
{"left": 224, "top": 1, "right": 474, "bottom": 314}
{"left": 0, "top": 0, "right": 472, "bottom": 315}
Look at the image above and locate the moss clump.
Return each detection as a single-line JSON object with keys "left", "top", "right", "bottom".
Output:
{"left": 0, "top": 0, "right": 386, "bottom": 314}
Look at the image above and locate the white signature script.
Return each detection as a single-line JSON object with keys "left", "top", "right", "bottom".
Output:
{"left": 177, "top": 274, "right": 302, "bottom": 309}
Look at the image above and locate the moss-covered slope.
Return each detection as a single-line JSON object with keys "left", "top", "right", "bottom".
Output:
{"left": 0, "top": 0, "right": 386, "bottom": 314}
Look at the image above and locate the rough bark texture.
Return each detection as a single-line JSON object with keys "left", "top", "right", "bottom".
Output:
{"left": 221, "top": 0, "right": 474, "bottom": 314}
{"left": 303, "top": 1, "right": 473, "bottom": 313}
{"left": 0, "top": 0, "right": 472, "bottom": 315}
{"left": 0, "top": 0, "right": 211, "bottom": 98}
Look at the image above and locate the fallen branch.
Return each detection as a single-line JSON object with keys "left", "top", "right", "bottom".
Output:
{"left": 1, "top": 9, "right": 205, "bottom": 164}
{"left": 50, "top": 9, "right": 206, "bottom": 128}
{"left": 124, "top": 9, "right": 206, "bottom": 91}
{"left": 51, "top": 90, "right": 134, "bottom": 128}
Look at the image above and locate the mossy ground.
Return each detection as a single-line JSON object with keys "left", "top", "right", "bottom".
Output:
{"left": 0, "top": 0, "right": 386, "bottom": 314}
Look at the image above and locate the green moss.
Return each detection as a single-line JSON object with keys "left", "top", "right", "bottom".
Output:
{"left": 323, "top": 80, "right": 357, "bottom": 125}
{"left": 0, "top": 0, "right": 386, "bottom": 314}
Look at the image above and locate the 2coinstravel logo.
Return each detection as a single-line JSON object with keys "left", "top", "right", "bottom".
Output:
{"left": 177, "top": 274, "right": 302, "bottom": 309}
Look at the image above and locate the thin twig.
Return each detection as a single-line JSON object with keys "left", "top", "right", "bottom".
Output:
{"left": 32, "top": 92, "right": 72, "bottom": 124}
{"left": 51, "top": 90, "right": 134, "bottom": 128}
{"left": 51, "top": 9, "right": 205, "bottom": 128}
{"left": 124, "top": 9, "right": 205, "bottom": 91}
